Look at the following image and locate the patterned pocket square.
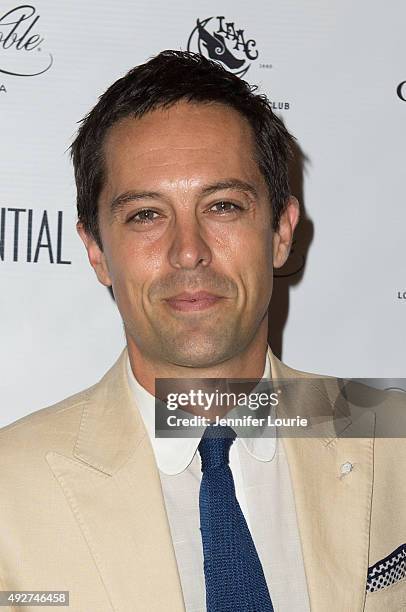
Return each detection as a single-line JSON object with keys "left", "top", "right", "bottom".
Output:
{"left": 367, "top": 543, "right": 406, "bottom": 592}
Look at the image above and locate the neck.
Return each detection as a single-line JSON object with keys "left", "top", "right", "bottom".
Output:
{"left": 126, "top": 322, "right": 269, "bottom": 396}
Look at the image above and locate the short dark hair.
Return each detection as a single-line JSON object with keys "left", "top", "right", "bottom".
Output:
{"left": 71, "top": 50, "right": 295, "bottom": 249}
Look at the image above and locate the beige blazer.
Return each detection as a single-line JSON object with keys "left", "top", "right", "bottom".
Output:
{"left": 0, "top": 346, "right": 405, "bottom": 612}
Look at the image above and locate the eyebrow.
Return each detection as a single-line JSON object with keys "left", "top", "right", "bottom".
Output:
{"left": 109, "top": 179, "right": 259, "bottom": 215}
{"left": 200, "top": 179, "right": 258, "bottom": 199}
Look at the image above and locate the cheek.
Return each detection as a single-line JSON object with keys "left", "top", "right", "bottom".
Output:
{"left": 106, "top": 232, "right": 156, "bottom": 273}
{"left": 236, "top": 226, "right": 273, "bottom": 264}
{"left": 242, "top": 230, "right": 273, "bottom": 293}
{"left": 105, "top": 240, "right": 164, "bottom": 304}
{"left": 214, "top": 221, "right": 272, "bottom": 258}
{"left": 218, "top": 230, "right": 272, "bottom": 300}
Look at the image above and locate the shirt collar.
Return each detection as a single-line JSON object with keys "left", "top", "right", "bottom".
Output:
{"left": 127, "top": 352, "right": 277, "bottom": 475}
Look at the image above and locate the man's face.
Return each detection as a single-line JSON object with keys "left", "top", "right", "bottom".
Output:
{"left": 78, "top": 101, "right": 297, "bottom": 368}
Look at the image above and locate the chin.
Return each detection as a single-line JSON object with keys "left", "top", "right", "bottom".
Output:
{"left": 162, "top": 339, "right": 237, "bottom": 369}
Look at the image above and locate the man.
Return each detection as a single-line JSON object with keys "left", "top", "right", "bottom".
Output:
{"left": 0, "top": 51, "right": 405, "bottom": 612}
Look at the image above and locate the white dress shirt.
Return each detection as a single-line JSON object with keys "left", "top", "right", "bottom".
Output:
{"left": 127, "top": 354, "right": 310, "bottom": 612}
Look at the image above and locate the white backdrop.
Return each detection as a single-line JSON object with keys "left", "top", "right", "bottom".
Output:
{"left": 1, "top": 0, "right": 405, "bottom": 427}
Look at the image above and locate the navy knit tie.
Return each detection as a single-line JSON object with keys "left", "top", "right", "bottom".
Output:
{"left": 198, "top": 424, "right": 274, "bottom": 612}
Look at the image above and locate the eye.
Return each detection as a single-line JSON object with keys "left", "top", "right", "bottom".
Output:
{"left": 127, "top": 209, "right": 160, "bottom": 224}
{"left": 209, "top": 201, "right": 242, "bottom": 214}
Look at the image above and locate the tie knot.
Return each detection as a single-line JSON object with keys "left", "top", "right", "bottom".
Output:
{"left": 198, "top": 424, "right": 236, "bottom": 471}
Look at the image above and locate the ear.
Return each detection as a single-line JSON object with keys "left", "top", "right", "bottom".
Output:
{"left": 76, "top": 222, "right": 112, "bottom": 287}
{"left": 273, "top": 196, "right": 300, "bottom": 268}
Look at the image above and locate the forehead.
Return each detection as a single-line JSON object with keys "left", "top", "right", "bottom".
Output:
{"left": 101, "top": 101, "right": 262, "bottom": 192}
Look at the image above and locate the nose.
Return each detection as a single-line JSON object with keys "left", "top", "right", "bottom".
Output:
{"left": 168, "top": 217, "right": 212, "bottom": 270}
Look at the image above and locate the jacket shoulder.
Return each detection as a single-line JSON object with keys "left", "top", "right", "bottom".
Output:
{"left": 272, "top": 352, "right": 406, "bottom": 430}
{"left": 0, "top": 348, "right": 128, "bottom": 468}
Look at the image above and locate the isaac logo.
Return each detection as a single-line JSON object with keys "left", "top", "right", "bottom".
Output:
{"left": 187, "top": 16, "right": 259, "bottom": 77}
{"left": 397, "top": 81, "right": 406, "bottom": 102}
{"left": 0, "top": 4, "right": 53, "bottom": 78}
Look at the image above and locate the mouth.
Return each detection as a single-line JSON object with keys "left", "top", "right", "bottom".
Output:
{"left": 163, "top": 292, "right": 224, "bottom": 312}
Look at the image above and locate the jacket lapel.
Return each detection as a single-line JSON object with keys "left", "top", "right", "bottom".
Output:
{"left": 46, "top": 349, "right": 185, "bottom": 612}
{"left": 268, "top": 347, "right": 375, "bottom": 611}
